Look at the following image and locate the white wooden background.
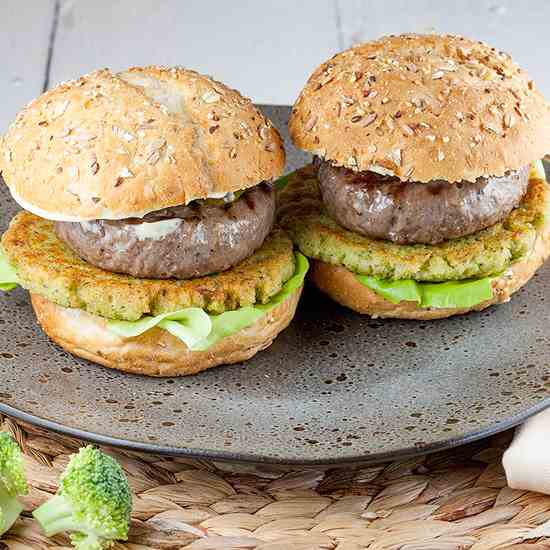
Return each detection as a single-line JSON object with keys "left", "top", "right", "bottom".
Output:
{"left": 2, "top": 0, "right": 550, "bottom": 132}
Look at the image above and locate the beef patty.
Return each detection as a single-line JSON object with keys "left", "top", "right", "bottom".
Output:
{"left": 317, "top": 159, "right": 530, "bottom": 245}
{"left": 55, "top": 183, "right": 275, "bottom": 279}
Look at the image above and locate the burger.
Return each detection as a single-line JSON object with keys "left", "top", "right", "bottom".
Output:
{"left": 278, "top": 34, "right": 550, "bottom": 319}
{"left": 0, "top": 66, "right": 308, "bottom": 376}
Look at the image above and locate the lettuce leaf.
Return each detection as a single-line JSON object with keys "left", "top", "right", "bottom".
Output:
{"left": 355, "top": 276, "right": 421, "bottom": 304}
{"left": 419, "top": 278, "right": 495, "bottom": 309}
{"left": 107, "top": 308, "right": 212, "bottom": 350}
{"left": 108, "top": 253, "right": 309, "bottom": 351}
{"left": 0, "top": 247, "right": 18, "bottom": 291}
{"left": 191, "top": 307, "right": 265, "bottom": 351}
{"left": 356, "top": 274, "right": 495, "bottom": 309}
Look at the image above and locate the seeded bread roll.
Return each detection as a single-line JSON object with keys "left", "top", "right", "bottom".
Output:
{"left": 0, "top": 66, "right": 285, "bottom": 221}
{"left": 290, "top": 34, "right": 550, "bottom": 183}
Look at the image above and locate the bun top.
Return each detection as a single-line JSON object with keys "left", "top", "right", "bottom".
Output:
{"left": 289, "top": 34, "right": 550, "bottom": 183}
{"left": 0, "top": 66, "right": 285, "bottom": 221}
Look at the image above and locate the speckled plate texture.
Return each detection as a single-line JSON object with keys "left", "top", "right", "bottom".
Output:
{"left": 0, "top": 106, "right": 549, "bottom": 466}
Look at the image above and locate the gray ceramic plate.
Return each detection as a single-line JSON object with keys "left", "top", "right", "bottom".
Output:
{"left": 1, "top": 106, "right": 549, "bottom": 465}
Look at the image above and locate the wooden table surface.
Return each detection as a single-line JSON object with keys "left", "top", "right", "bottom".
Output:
{"left": 1, "top": 0, "right": 549, "bottom": 132}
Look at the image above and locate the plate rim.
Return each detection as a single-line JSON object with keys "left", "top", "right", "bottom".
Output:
{"left": 2, "top": 112, "right": 549, "bottom": 466}
{"left": 2, "top": 398, "right": 549, "bottom": 465}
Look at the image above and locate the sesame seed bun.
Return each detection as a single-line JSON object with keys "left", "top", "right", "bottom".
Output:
{"left": 309, "top": 228, "right": 550, "bottom": 319}
{"left": 0, "top": 66, "right": 285, "bottom": 221}
{"left": 290, "top": 34, "right": 550, "bottom": 183}
{"left": 30, "top": 287, "right": 302, "bottom": 377}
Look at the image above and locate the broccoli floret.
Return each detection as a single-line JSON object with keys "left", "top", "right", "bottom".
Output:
{"left": 33, "top": 446, "right": 132, "bottom": 550}
{"left": 0, "top": 432, "right": 28, "bottom": 536}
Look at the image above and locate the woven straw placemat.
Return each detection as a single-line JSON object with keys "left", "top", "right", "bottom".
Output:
{"left": 2, "top": 415, "right": 550, "bottom": 550}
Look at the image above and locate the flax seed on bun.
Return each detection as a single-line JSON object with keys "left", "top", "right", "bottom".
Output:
{"left": 289, "top": 34, "right": 550, "bottom": 183}
{"left": 0, "top": 66, "right": 285, "bottom": 221}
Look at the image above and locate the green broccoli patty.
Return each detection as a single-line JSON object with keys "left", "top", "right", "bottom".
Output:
{"left": 278, "top": 165, "right": 549, "bottom": 282}
{"left": 1, "top": 212, "right": 295, "bottom": 321}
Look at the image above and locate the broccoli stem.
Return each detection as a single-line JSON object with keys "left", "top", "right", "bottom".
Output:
{"left": 0, "top": 488, "right": 24, "bottom": 535}
{"left": 33, "top": 446, "right": 132, "bottom": 549}
{"left": 33, "top": 494, "right": 82, "bottom": 536}
{"left": 33, "top": 494, "right": 104, "bottom": 549}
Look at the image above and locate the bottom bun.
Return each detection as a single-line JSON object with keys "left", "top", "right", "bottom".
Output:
{"left": 31, "top": 288, "right": 302, "bottom": 377}
{"left": 310, "top": 233, "right": 550, "bottom": 320}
